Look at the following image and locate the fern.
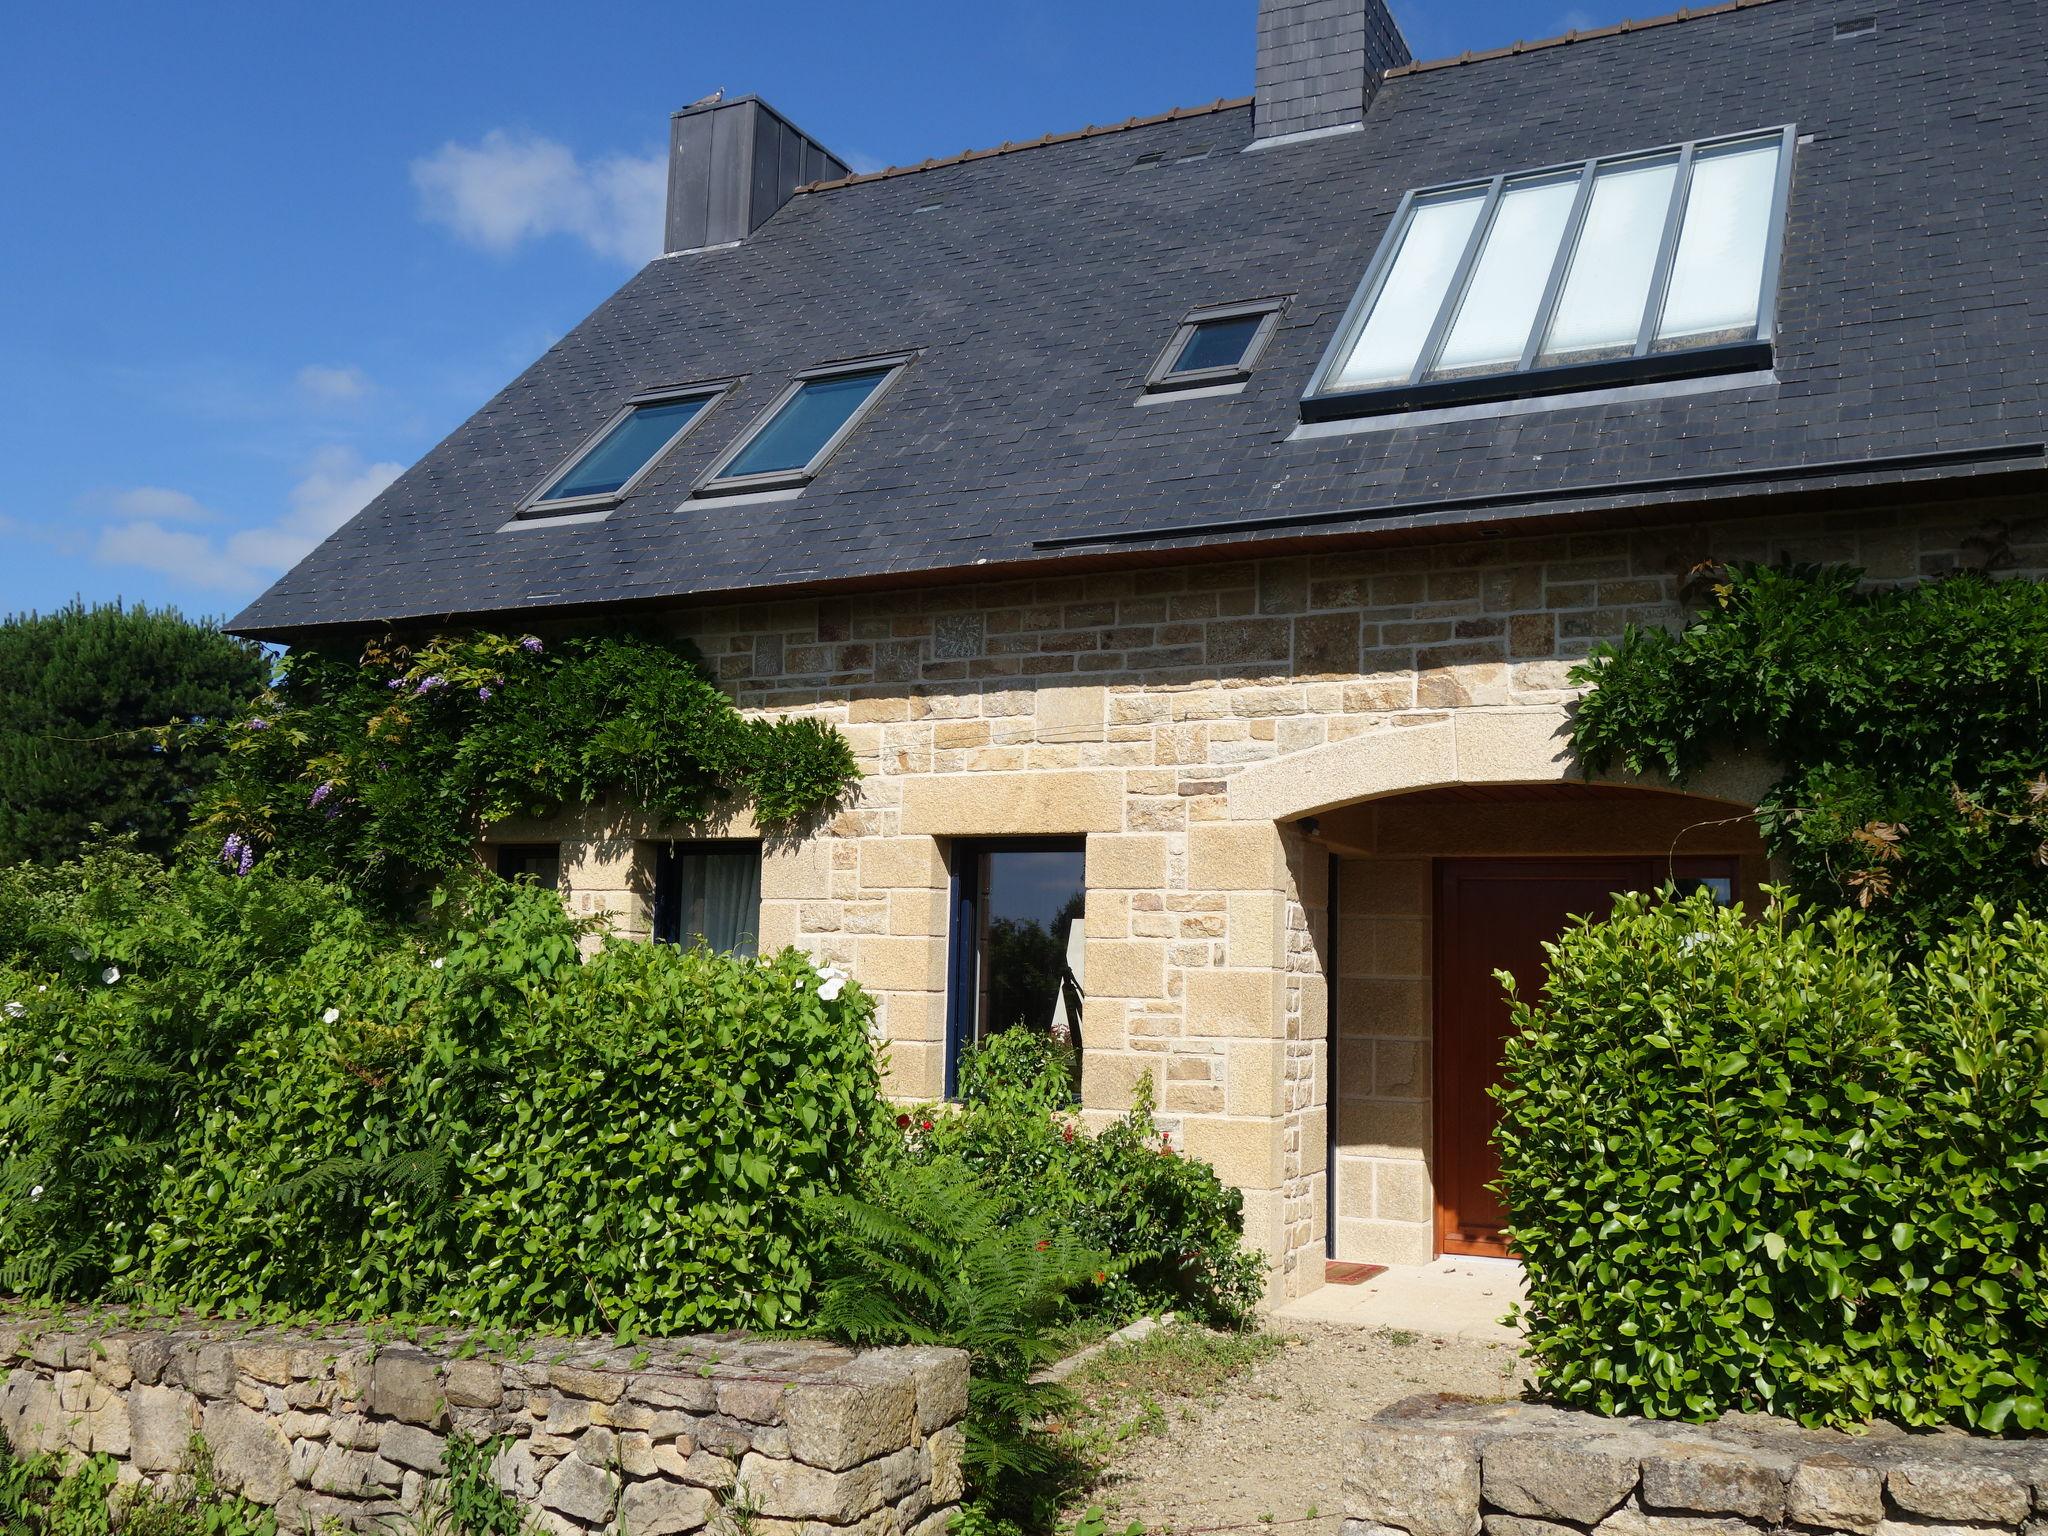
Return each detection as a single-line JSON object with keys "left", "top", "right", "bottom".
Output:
{"left": 805, "top": 1159, "right": 1113, "bottom": 1527}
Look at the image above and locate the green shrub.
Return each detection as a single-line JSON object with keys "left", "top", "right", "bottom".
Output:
{"left": 1496, "top": 888, "right": 2048, "bottom": 1430}
{"left": 0, "top": 600, "right": 268, "bottom": 869}
{"left": 1570, "top": 565, "right": 2048, "bottom": 946}
{"left": 0, "top": 1432, "right": 277, "bottom": 1536}
{"left": 900, "top": 1031, "right": 1265, "bottom": 1328}
{"left": 0, "top": 853, "right": 884, "bottom": 1334}
{"left": 193, "top": 628, "right": 857, "bottom": 913}
{"left": 806, "top": 1158, "right": 1106, "bottom": 1530}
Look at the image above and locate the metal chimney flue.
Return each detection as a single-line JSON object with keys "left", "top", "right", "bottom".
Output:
{"left": 664, "top": 96, "right": 848, "bottom": 254}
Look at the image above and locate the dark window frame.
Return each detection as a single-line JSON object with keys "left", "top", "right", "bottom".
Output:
{"left": 651, "top": 839, "right": 763, "bottom": 954}
{"left": 1144, "top": 298, "right": 1287, "bottom": 393}
{"left": 493, "top": 843, "right": 561, "bottom": 890}
{"left": 944, "top": 837, "right": 1088, "bottom": 1100}
{"left": 692, "top": 355, "right": 912, "bottom": 498}
{"left": 1301, "top": 125, "right": 1797, "bottom": 422}
{"left": 516, "top": 381, "right": 734, "bottom": 517}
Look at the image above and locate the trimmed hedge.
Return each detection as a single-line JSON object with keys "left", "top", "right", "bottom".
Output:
{"left": 0, "top": 849, "right": 882, "bottom": 1334}
{"left": 1496, "top": 889, "right": 2048, "bottom": 1431}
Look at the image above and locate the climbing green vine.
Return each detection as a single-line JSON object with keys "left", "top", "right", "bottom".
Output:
{"left": 192, "top": 628, "right": 858, "bottom": 911}
{"left": 1569, "top": 563, "right": 2048, "bottom": 946}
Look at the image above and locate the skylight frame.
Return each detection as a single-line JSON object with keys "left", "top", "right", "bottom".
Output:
{"left": 516, "top": 381, "right": 733, "bottom": 517}
{"left": 1144, "top": 298, "right": 1287, "bottom": 394}
{"left": 693, "top": 355, "right": 912, "bottom": 498}
{"left": 1302, "top": 125, "right": 1797, "bottom": 421}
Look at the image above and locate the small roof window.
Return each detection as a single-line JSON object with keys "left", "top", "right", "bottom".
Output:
{"left": 519, "top": 386, "right": 726, "bottom": 515}
{"left": 1145, "top": 300, "right": 1285, "bottom": 393}
{"left": 697, "top": 358, "right": 907, "bottom": 496}
{"left": 1304, "top": 126, "right": 1795, "bottom": 419}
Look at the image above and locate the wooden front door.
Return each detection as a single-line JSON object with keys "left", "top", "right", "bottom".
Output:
{"left": 1434, "top": 857, "right": 1737, "bottom": 1258}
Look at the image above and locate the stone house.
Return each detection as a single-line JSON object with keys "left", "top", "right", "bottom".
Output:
{"left": 231, "top": 0, "right": 2047, "bottom": 1301}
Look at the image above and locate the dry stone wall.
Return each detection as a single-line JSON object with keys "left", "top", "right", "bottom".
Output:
{"left": 1346, "top": 1397, "right": 2048, "bottom": 1536}
{"left": 0, "top": 1317, "right": 966, "bottom": 1535}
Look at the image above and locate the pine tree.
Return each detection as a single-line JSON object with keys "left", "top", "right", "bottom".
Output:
{"left": 0, "top": 600, "right": 269, "bottom": 865}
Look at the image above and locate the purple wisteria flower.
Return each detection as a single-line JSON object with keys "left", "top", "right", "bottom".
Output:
{"left": 413, "top": 675, "right": 447, "bottom": 696}
{"left": 386, "top": 678, "right": 405, "bottom": 691}
{"left": 477, "top": 686, "right": 494, "bottom": 701}
{"left": 519, "top": 636, "right": 544, "bottom": 655}
{"left": 308, "top": 782, "right": 334, "bottom": 810}
{"left": 219, "top": 834, "right": 255, "bottom": 877}
{"left": 245, "top": 717, "right": 271, "bottom": 732}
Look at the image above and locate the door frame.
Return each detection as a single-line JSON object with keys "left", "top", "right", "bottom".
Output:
{"left": 1431, "top": 854, "right": 1740, "bottom": 1259}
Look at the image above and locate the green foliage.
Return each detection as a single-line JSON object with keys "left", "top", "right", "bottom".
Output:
{"left": 0, "top": 851, "right": 884, "bottom": 1334}
{"left": 904, "top": 1032, "right": 1265, "bottom": 1328}
{"left": 806, "top": 1159, "right": 1106, "bottom": 1528}
{"left": 404, "top": 1431, "right": 535, "bottom": 1536}
{"left": 0, "top": 601, "right": 268, "bottom": 868}
{"left": 1569, "top": 565, "right": 2048, "bottom": 945}
{"left": 1496, "top": 887, "right": 2048, "bottom": 1431}
{"left": 194, "top": 628, "right": 857, "bottom": 912}
{"left": 0, "top": 1433, "right": 276, "bottom": 1536}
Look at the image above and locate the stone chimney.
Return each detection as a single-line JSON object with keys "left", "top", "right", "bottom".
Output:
{"left": 664, "top": 95, "right": 848, "bottom": 254}
{"left": 1253, "top": 0, "right": 1412, "bottom": 145}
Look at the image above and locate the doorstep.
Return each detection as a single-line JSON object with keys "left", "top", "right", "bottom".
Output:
{"left": 1274, "top": 1257, "right": 1526, "bottom": 1345}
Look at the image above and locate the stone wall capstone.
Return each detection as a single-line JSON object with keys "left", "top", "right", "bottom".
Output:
{"left": 1346, "top": 1398, "right": 2048, "bottom": 1536}
{"left": 0, "top": 1316, "right": 967, "bottom": 1535}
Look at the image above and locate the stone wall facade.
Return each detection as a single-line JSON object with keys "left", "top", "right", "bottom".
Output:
{"left": 0, "top": 1317, "right": 965, "bottom": 1536}
{"left": 483, "top": 492, "right": 2044, "bottom": 1293}
{"left": 1346, "top": 1396, "right": 2048, "bottom": 1536}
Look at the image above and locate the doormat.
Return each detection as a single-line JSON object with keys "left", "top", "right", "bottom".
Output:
{"left": 1323, "top": 1261, "right": 1388, "bottom": 1286}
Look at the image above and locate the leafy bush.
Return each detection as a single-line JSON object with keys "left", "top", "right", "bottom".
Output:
{"left": 0, "top": 1432, "right": 277, "bottom": 1536}
{"left": 806, "top": 1159, "right": 1107, "bottom": 1530}
{"left": 899, "top": 1031, "right": 1265, "bottom": 1328}
{"left": 194, "top": 628, "right": 857, "bottom": 911}
{"left": 1496, "top": 888, "right": 2048, "bottom": 1431}
{"left": 0, "top": 600, "right": 268, "bottom": 868}
{"left": 1570, "top": 565, "right": 2048, "bottom": 946}
{"left": 0, "top": 851, "right": 883, "bottom": 1334}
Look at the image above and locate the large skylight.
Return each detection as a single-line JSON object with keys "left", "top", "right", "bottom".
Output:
{"left": 1306, "top": 127, "right": 1794, "bottom": 416}
{"left": 521, "top": 388, "right": 724, "bottom": 514}
{"left": 697, "top": 360, "right": 906, "bottom": 495}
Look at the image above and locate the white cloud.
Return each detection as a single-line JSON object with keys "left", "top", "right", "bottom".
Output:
{"left": 1555, "top": 8, "right": 1599, "bottom": 31}
{"left": 93, "top": 486, "right": 220, "bottom": 524}
{"left": 411, "top": 130, "right": 665, "bottom": 265}
{"left": 92, "top": 447, "right": 403, "bottom": 595}
{"left": 296, "top": 364, "right": 373, "bottom": 405}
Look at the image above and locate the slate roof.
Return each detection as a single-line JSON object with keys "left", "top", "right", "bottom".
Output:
{"left": 232, "top": 0, "right": 2047, "bottom": 639}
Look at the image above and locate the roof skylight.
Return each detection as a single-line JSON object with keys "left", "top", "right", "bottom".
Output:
{"left": 1304, "top": 127, "right": 1795, "bottom": 418}
{"left": 520, "top": 387, "right": 725, "bottom": 514}
{"left": 1146, "top": 300, "right": 1284, "bottom": 393}
{"left": 697, "top": 359, "right": 906, "bottom": 495}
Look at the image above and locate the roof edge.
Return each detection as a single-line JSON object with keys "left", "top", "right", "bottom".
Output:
{"left": 795, "top": 96, "right": 1253, "bottom": 193}
{"left": 1388, "top": 0, "right": 1792, "bottom": 78}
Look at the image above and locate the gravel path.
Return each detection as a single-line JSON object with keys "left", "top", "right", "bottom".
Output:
{"left": 1084, "top": 1322, "right": 1529, "bottom": 1535}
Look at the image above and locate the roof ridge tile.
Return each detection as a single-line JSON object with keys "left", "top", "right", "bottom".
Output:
{"left": 1387, "top": 0, "right": 1788, "bottom": 77}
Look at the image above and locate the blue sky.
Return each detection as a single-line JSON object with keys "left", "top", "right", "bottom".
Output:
{"left": 0, "top": 0, "right": 1627, "bottom": 624}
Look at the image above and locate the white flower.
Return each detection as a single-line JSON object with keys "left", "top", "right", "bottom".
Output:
{"left": 101, "top": 966, "right": 121, "bottom": 985}
{"left": 813, "top": 962, "right": 850, "bottom": 1002}
{"left": 36, "top": 984, "right": 46, "bottom": 993}
{"left": 430, "top": 958, "right": 445, "bottom": 969}
{"left": 3, "top": 1002, "right": 23, "bottom": 1019}
{"left": 322, "top": 1007, "right": 341, "bottom": 1024}
{"left": 28, "top": 1186, "right": 42, "bottom": 1201}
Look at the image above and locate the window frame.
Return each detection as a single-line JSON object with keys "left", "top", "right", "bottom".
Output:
{"left": 493, "top": 843, "right": 561, "bottom": 891}
{"left": 516, "top": 381, "right": 733, "bottom": 518}
{"left": 692, "top": 355, "right": 912, "bottom": 498}
{"left": 1144, "top": 299, "right": 1287, "bottom": 393}
{"left": 944, "top": 837, "right": 1088, "bottom": 1100}
{"left": 651, "top": 839, "right": 764, "bottom": 955}
{"left": 1302, "top": 125, "right": 1796, "bottom": 421}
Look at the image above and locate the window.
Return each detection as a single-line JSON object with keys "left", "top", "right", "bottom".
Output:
{"left": 945, "top": 841, "right": 1087, "bottom": 1097}
{"left": 653, "top": 843, "right": 762, "bottom": 956}
{"left": 495, "top": 844, "right": 561, "bottom": 890}
{"left": 519, "top": 386, "right": 727, "bottom": 515}
{"left": 1304, "top": 127, "right": 1794, "bottom": 418}
{"left": 1146, "top": 301, "right": 1284, "bottom": 392}
{"left": 696, "top": 358, "right": 907, "bottom": 495}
